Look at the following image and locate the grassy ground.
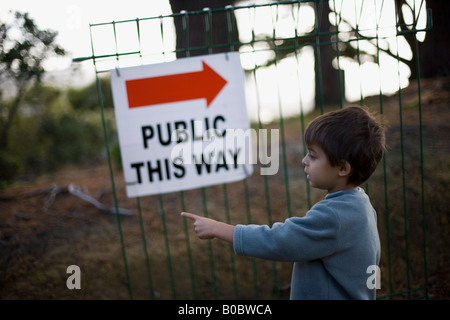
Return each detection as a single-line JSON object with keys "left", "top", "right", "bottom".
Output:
{"left": 0, "top": 77, "right": 448, "bottom": 300}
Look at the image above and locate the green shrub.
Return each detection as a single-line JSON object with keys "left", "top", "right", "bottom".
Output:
{"left": 40, "top": 114, "right": 105, "bottom": 168}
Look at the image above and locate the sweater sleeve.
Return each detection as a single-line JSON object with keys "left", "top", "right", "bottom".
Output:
{"left": 233, "top": 202, "right": 341, "bottom": 262}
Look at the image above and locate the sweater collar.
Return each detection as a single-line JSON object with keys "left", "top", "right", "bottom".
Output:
{"left": 325, "top": 187, "right": 364, "bottom": 200}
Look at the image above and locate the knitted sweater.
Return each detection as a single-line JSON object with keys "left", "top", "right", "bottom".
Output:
{"left": 233, "top": 187, "right": 380, "bottom": 300}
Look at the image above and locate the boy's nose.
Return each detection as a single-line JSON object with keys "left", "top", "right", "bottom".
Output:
{"left": 301, "top": 156, "right": 307, "bottom": 167}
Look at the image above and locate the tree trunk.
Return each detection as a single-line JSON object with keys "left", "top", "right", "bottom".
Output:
{"left": 314, "top": 1, "right": 343, "bottom": 109}
{"left": 418, "top": 0, "right": 450, "bottom": 78}
{"left": 169, "top": 0, "right": 239, "bottom": 58}
{"left": 0, "top": 86, "right": 25, "bottom": 151}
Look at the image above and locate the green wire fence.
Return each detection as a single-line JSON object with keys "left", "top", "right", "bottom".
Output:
{"left": 74, "top": 0, "right": 432, "bottom": 299}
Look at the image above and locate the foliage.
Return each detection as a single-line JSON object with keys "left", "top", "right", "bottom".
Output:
{"left": 0, "top": 11, "right": 65, "bottom": 83}
{"left": 0, "top": 11, "right": 65, "bottom": 151}
{"left": 0, "top": 11, "right": 119, "bottom": 187}
{"left": 40, "top": 113, "right": 105, "bottom": 168}
{"left": 0, "top": 81, "right": 114, "bottom": 187}
{"left": 67, "top": 76, "right": 113, "bottom": 111}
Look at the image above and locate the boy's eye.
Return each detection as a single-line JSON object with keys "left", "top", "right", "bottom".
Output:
{"left": 308, "top": 152, "right": 316, "bottom": 160}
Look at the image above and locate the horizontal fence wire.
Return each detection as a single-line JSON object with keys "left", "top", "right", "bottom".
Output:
{"left": 75, "top": 0, "right": 432, "bottom": 299}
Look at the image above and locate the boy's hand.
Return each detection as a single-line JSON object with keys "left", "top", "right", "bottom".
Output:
{"left": 181, "top": 212, "right": 235, "bottom": 243}
{"left": 181, "top": 212, "right": 216, "bottom": 239}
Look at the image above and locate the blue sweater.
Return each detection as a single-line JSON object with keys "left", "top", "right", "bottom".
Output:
{"left": 233, "top": 187, "right": 380, "bottom": 300}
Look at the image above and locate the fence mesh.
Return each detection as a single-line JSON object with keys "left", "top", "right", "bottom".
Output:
{"left": 74, "top": 0, "right": 432, "bottom": 299}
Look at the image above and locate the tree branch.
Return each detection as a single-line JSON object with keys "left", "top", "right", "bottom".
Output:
{"left": 26, "top": 183, "right": 133, "bottom": 215}
{"left": 336, "top": 15, "right": 412, "bottom": 66}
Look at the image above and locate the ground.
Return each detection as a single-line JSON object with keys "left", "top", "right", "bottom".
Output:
{"left": 0, "top": 77, "right": 449, "bottom": 300}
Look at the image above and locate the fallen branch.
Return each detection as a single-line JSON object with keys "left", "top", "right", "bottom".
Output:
{"left": 26, "top": 183, "right": 133, "bottom": 215}
{"left": 67, "top": 184, "right": 133, "bottom": 216}
{"left": 44, "top": 184, "right": 62, "bottom": 212}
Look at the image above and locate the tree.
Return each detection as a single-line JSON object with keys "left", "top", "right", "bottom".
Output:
{"left": 0, "top": 11, "right": 65, "bottom": 150}
{"left": 264, "top": 0, "right": 440, "bottom": 106}
{"left": 329, "top": 0, "right": 448, "bottom": 81}
{"left": 314, "top": 1, "right": 343, "bottom": 107}
{"left": 169, "top": 0, "right": 240, "bottom": 58}
{"left": 416, "top": 0, "right": 450, "bottom": 78}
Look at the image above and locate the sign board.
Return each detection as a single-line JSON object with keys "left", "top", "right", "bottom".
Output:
{"left": 110, "top": 52, "right": 253, "bottom": 197}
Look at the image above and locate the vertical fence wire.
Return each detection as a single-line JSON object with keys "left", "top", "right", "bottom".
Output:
{"left": 394, "top": 1, "right": 412, "bottom": 299}
{"left": 354, "top": 0, "right": 365, "bottom": 107}
{"left": 179, "top": 10, "right": 219, "bottom": 299}
{"left": 313, "top": 1, "right": 325, "bottom": 114}
{"left": 248, "top": 4, "right": 279, "bottom": 299}
{"left": 271, "top": 5, "right": 293, "bottom": 218}
{"left": 205, "top": 7, "right": 240, "bottom": 299}
{"left": 164, "top": 12, "right": 198, "bottom": 299}
{"left": 136, "top": 196, "right": 155, "bottom": 299}
{"left": 127, "top": 18, "right": 155, "bottom": 300}
{"left": 227, "top": 4, "right": 260, "bottom": 299}
{"left": 413, "top": 29, "right": 429, "bottom": 301}
{"left": 180, "top": 190, "right": 198, "bottom": 299}
{"left": 411, "top": 0, "right": 429, "bottom": 299}
{"left": 353, "top": 1, "right": 371, "bottom": 194}
{"left": 332, "top": 0, "right": 345, "bottom": 109}
{"left": 373, "top": 0, "right": 394, "bottom": 297}
{"left": 158, "top": 194, "right": 176, "bottom": 299}
{"left": 89, "top": 23, "right": 133, "bottom": 299}
{"left": 291, "top": 1, "right": 312, "bottom": 210}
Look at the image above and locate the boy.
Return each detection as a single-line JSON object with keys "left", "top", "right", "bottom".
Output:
{"left": 181, "top": 106, "right": 386, "bottom": 300}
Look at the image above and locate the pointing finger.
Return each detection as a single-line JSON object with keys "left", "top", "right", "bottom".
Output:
{"left": 181, "top": 212, "right": 199, "bottom": 221}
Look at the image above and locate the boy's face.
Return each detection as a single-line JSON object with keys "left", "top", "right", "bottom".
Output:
{"left": 302, "top": 144, "right": 349, "bottom": 193}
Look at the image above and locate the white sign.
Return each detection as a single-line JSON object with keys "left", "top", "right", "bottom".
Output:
{"left": 110, "top": 52, "right": 253, "bottom": 197}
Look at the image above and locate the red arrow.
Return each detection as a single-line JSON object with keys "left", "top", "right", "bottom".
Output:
{"left": 126, "top": 61, "right": 227, "bottom": 109}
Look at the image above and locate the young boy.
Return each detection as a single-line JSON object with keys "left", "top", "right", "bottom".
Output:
{"left": 181, "top": 106, "right": 386, "bottom": 300}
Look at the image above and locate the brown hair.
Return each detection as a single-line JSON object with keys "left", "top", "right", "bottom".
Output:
{"left": 304, "top": 106, "right": 386, "bottom": 186}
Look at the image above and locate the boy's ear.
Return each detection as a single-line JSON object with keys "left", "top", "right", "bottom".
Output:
{"left": 338, "top": 160, "right": 352, "bottom": 177}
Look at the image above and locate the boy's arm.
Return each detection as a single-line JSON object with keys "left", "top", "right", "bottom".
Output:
{"left": 181, "top": 212, "right": 235, "bottom": 243}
